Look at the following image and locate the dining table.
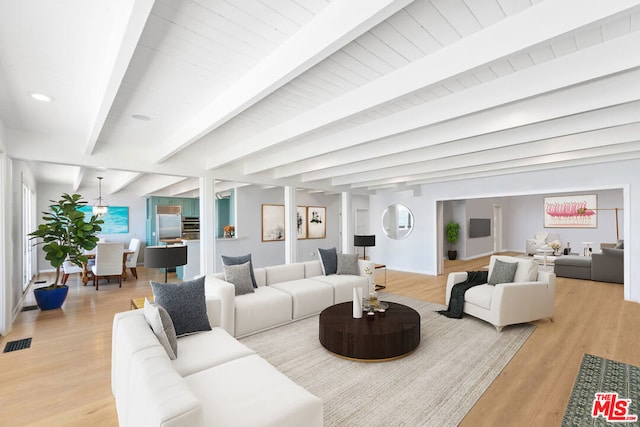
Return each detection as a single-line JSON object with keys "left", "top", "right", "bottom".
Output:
{"left": 81, "top": 249, "right": 135, "bottom": 285}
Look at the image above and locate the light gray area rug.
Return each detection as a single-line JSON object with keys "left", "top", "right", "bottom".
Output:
{"left": 239, "top": 293, "right": 535, "bottom": 426}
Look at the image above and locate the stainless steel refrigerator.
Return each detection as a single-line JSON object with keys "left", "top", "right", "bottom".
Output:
{"left": 157, "top": 214, "right": 182, "bottom": 242}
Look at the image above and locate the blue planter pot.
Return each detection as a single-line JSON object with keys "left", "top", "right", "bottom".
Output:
{"left": 34, "top": 285, "right": 69, "bottom": 310}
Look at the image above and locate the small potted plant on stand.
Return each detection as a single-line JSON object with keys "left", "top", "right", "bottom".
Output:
{"left": 446, "top": 221, "right": 460, "bottom": 260}
{"left": 28, "top": 193, "right": 103, "bottom": 310}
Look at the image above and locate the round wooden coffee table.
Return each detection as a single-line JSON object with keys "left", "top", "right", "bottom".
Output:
{"left": 319, "top": 301, "right": 420, "bottom": 361}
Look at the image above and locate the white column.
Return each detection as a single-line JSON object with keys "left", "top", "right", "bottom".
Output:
{"left": 341, "top": 192, "right": 353, "bottom": 254}
{"left": 199, "top": 177, "right": 216, "bottom": 275}
{"left": 284, "top": 186, "right": 297, "bottom": 264}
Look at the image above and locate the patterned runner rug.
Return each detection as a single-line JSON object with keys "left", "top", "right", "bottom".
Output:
{"left": 562, "top": 354, "right": 640, "bottom": 426}
{"left": 240, "top": 293, "right": 534, "bottom": 426}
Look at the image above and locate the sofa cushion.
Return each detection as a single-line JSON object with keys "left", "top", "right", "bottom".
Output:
{"left": 222, "top": 253, "right": 258, "bottom": 288}
{"left": 303, "top": 260, "right": 323, "bottom": 278}
{"left": 184, "top": 354, "right": 323, "bottom": 427}
{"left": 336, "top": 253, "right": 359, "bottom": 275}
{"left": 152, "top": 276, "right": 212, "bottom": 337}
{"left": 318, "top": 247, "right": 338, "bottom": 275}
{"left": 464, "top": 285, "right": 494, "bottom": 310}
{"left": 224, "top": 261, "right": 255, "bottom": 296}
{"left": 270, "top": 279, "right": 334, "bottom": 319}
{"left": 235, "top": 287, "right": 292, "bottom": 337}
{"left": 488, "top": 259, "right": 518, "bottom": 285}
{"left": 143, "top": 298, "right": 178, "bottom": 360}
{"left": 312, "top": 274, "right": 368, "bottom": 304}
{"left": 172, "top": 328, "right": 255, "bottom": 377}
{"left": 265, "top": 263, "right": 305, "bottom": 285}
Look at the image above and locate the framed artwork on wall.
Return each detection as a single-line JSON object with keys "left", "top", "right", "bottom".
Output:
{"left": 79, "top": 206, "right": 129, "bottom": 234}
{"left": 262, "top": 204, "right": 285, "bottom": 241}
{"left": 307, "top": 206, "right": 326, "bottom": 239}
{"left": 544, "top": 194, "right": 597, "bottom": 228}
{"left": 296, "top": 206, "right": 307, "bottom": 239}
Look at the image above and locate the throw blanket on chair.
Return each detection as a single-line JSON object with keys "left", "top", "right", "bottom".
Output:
{"left": 437, "top": 270, "right": 489, "bottom": 319}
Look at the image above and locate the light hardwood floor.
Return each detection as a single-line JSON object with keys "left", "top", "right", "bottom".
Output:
{"left": 1, "top": 254, "right": 638, "bottom": 426}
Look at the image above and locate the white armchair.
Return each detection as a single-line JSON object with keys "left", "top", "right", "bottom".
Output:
{"left": 525, "top": 232, "right": 560, "bottom": 255}
{"left": 446, "top": 255, "right": 555, "bottom": 332}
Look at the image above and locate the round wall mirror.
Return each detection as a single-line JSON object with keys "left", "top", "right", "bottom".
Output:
{"left": 382, "top": 204, "right": 414, "bottom": 240}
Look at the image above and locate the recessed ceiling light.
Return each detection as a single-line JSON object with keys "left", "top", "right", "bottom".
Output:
{"left": 29, "top": 92, "right": 54, "bottom": 102}
{"left": 131, "top": 114, "right": 151, "bottom": 121}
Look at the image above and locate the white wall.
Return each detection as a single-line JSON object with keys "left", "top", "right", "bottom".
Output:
{"left": 214, "top": 186, "right": 341, "bottom": 271}
{"left": 371, "top": 158, "right": 637, "bottom": 302}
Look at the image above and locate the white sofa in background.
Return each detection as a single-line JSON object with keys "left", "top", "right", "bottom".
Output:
{"left": 525, "top": 231, "right": 561, "bottom": 255}
{"left": 206, "top": 259, "right": 374, "bottom": 337}
{"left": 111, "top": 296, "right": 322, "bottom": 427}
{"left": 446, "top": 255, "right": 555, "bottom": 332}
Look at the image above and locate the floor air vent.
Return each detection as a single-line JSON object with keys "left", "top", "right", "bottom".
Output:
{"left": 3, "top": 338, "right": 32, "bottom": 353}
{"left": 21, "top": 305, "right": 38, "bottom": 312}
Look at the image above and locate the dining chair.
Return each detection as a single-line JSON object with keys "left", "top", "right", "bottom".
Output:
{"left": 125, "top": 238, "right": 141, "bottom": 279}
{"left": 61, "top": 260, "right": 84, "bottom": 285}
{"left": 91, "top": 242, "right": 124, "bottom": 290}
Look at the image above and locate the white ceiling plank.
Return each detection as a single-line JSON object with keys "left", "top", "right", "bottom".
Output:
{"left": 332, "top": 123, "right": 640, "bottom": 186}
{"left": 400, "top": 146, "right": 640, "bottom": 186}
{"left": 287, "top": 102, "right": 640, "bottom": 181}
{"left": 370, "top": 20, "right": 425, "bottom": 61}
{"left": 431, "top": 0, "right": 483, "bottom": 37}
{"left": 152, "top": 0, "right": 414, "bottom": 164}
{"left": 406, "top": 0, "right": 461, "bottom": 46}
{"left": 464, "top": 0, "right": 506, "bottom": 27}
{"left": 216, "top": 0, "right": 640, "bottom": 172}
{"left": 246, "top": 32, "right": 640, "bottom": 175}
{"left": 85, "top": 0, "right": 156, "bottom": 156}
{"left": 386, "top": 9, "right": 442, "bottom": 54}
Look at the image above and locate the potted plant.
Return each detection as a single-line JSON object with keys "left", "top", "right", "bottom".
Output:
{"left": 28, "top": 193, "right": 103, "bottom": 310}
{"left": 446, "top": 221, "right": 460, "bottom": 260}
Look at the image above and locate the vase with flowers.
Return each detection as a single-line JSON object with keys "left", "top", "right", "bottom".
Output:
{"left": 549, "top": 240, "right": 561, "bottom": 256}
{"left": 224, "top": 225, "right": 235, "bottom": 238}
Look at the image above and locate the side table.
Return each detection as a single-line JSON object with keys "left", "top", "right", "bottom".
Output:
{"left": 375, "top": 264, "right": 387, "bottom": 290}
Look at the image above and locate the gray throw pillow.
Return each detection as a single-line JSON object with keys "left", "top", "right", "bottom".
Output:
{"left": 143, "top": 298, "right": 178, "bottom": 360}
{"left": 222, "top": 254, "right": 258, "bottom": 288}
{"left": 224, "top": 261, "right": 255, "bottom": 296}
{"left": 151, "top": 276, "right": 211, "bottom": 337}
{"left": 488, "top": 259, "right": 518, "bottom": 285}
{"left": 318, "top": 247, "right": 338, "bottom": 275}
{"left": 337, "top": 253, "right": 359, "bottom": 275}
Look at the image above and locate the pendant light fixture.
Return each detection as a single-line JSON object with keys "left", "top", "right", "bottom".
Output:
{"left": 93, "top": 176, "right": 108, "bottom": 216}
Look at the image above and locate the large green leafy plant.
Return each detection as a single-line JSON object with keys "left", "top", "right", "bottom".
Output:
{"left": 29, "top": 193, "right": 103, "bottom": 288}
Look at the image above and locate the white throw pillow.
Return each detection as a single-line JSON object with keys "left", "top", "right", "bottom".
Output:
{"left": 143, "top": 298, "right": 178, "bottom": 360}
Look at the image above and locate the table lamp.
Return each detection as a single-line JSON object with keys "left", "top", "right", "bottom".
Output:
{"left": 354, "top": 235, "right": 375, "bottom": 260}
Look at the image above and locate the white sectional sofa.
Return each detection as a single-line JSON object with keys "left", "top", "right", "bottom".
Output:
{"left": 206, "top": 259, "right": 374, "bottom": 337}
{"left": 112, "top": 296, "right": 323, "bottom": 427}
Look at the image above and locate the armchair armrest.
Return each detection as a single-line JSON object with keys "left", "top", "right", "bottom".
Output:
{"left": 492, "top": 280, "right": 554, "bottom": 324}
{"left": 445, "top": 272, "right": 469, "bottom": 305}
{"left": 204, "top": 275, "right": 235, "bottom": 335}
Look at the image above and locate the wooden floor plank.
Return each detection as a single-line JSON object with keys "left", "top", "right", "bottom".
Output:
{"left": 0, "top": 255, "right": 637, "bottom": 426}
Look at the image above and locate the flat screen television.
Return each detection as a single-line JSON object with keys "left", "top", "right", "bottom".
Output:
{"left": 469, "top": 218, "right": 491, "bottom": 238}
